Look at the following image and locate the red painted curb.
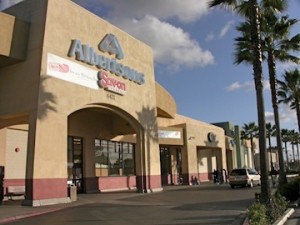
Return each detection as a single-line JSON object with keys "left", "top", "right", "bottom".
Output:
{"left": 0, "top": 208, "right": 63, "bottom": 224}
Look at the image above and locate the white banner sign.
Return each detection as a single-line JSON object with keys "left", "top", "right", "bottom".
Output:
{"left": 158, "top": 130, "right": 181, "bottom": 139}
{"left": 47, "top": 53, "right": 99, "bottom": 89}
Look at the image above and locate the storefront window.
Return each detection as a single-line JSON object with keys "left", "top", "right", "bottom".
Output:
{"left": 95, "top": 139, "right": 135, "bottom": 176}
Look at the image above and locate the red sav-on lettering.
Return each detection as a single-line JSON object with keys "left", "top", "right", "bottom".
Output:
{"left": 97, "top": 71, "right": 126, "bottom": 95}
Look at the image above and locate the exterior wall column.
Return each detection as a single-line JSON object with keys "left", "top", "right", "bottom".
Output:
{"left": 0, "top": 128, "right": 6, "bottom": 166}
{"left": 82, "top": 135, "right": 98, "bottom": 193}
{"left": 135, "top": 129, "right": 162, "bottom": 193}
{"left": 24, "top": 111, "right": 69, "bottom": 206}
{"left": 185, "top": 143, "right": 197, "bottom": 184}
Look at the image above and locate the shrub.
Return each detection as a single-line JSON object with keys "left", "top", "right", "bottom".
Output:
{"left": 266, "top": 193, "right": 288, "bottom": 224}
{"left": 247, "top": 202, "right": 268, "bottom": 225}
{"left": 248, "top": 193, "right": 288, "bottom": 225}
{"left": 278, "top": 180, "right": 300, "bottom": 201}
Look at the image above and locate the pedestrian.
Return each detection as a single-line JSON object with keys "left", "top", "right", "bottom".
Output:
{"left": 219, "top": 169, "right": 224, "bottom": 184}
{"left": 270, "top": 166, "right": 278, "bottom": 187}
{"left": 213, "top": 169, "right": 218, "bottom": 184}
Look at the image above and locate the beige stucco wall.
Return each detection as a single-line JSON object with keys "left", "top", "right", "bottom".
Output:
{"left": 0, "top": 0, "right": 160, "bottom": 182}
{"left": 0, "top": 12, "right": 29, "bottom": 62}
{"left": 0, "top": 13, "right": 15, "bottom": 57}
{"left": 6, "top": 128, "right": 28, "bottom": 179}
{"left": 155, "top": 83, "right": 176, "bottom": 118}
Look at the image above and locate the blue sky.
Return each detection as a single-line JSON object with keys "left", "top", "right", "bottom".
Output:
{"left": 1, "top": 0, "right": 300, "bottom": 132}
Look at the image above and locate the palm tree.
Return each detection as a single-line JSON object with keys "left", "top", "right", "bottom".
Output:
{"left": 241, "top": 122, "right": 259, "bottom": 169}
{"left": 289, "top": 130, "right": 298, "bottom": 162}
{"left": 278, "top": 69, "right": 300, "bottom": 133}
{"left": 266, "top": 123, "right": 276, "bottom": 169}
{"left": 208, "top": 0, "right": 294, "bottom": 203}
{"left": 297, "top": 134, "right": 300, "bottom": 162}
{"left": 281, "top": 129, "right": 290, "bottom": 170}
{"left": 234, "top": 5, "right": 299, "bottom": 187}
{"left": 262, "top": 13, "right": 299, "bottom": 186}
{"left": 294, "top": 132, "right": 300, "bottom": 162}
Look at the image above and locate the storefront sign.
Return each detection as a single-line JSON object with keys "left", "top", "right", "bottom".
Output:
{"left": 68, "top": 34, "right": 145, "bottom": 85}
{"left": 158, "top": 130, "right": 181, "bottom": 139}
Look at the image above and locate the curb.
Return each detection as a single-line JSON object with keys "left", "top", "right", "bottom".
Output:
{"left": 0, "top": 208, "right": 63, "bottom": 224}
{"left": 273, "top": 208, "right": 295, "bottom": 225}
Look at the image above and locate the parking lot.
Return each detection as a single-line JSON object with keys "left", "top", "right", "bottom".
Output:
{"left": 0, "top": 183, "right": 260, "bottom": 225}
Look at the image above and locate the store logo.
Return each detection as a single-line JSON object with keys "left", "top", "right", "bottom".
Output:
{"left": 208, "top": 132, "right": 216, "bottom": 143}
{"left": 68, "top": 36, "right": 145, "bottom": 85}
{"left": 99, "top": 34, "right": 124, "bottom": 60}
{"left": 48, "top": 63, "right": 69, "bottom": 73}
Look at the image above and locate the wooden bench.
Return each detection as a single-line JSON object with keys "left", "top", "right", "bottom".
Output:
{"left": 7, "top": 186, "right": 25, "bottom": 199}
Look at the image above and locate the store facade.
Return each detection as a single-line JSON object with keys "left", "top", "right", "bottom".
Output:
{"left": 0, "top": 0, "right": 234, "bottom": 206}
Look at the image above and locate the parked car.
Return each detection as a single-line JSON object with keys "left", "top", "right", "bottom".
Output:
{"left": 228, "top": 168, "right": 261, "bottom": 188}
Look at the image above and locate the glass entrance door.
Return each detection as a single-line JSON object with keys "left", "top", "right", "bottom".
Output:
{"left": 68, "top": 136, "right": 83, "bottom": 193}
{"left": 160, "top": 147, "right": 170, "bottom": 186}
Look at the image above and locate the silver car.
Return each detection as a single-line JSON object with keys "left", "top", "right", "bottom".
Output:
{"left": 229, "top": 168, "right": 261, "bottom": 188}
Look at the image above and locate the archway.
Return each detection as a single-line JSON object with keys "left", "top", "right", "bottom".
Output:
{"left": 67, "top": 104, "right": 143, "bottom": 193}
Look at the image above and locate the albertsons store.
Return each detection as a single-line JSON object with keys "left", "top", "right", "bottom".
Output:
{"left": 0, "top": 0, "right": 235, "bottom": 206}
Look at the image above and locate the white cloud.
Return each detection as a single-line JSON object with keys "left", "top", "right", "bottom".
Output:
{"left": 265, "top": 111, "right": 274, "bottom": 123}
{"left": 226, "top": 80, "right": 270, "bottom": 92}
{"left": 71, "top": 0, "right": 214, "bottom": 72}
{"left": 205, "top": 33, "right": 215, "bottom": 42}
{"left": 276, "top": 61, "right": 300, "bottom": 76}
{"left": 88, "top": 0, "right": 210, "bottom": 23}
{"left": 71, "top": 0, "right": 215, "bottom": 72}
{"left": 117, "top": 16, "right": 214, "bottom": 70}
{"left": 0, "top": 0, "right": 23, "bottom": 10}
{"left": 219, "top": 20, "right": 235, "bottom": 38}
{"left": 225, "top": 81, "right": 254, "bottom": 91}
{"left": 265, "top": 105, "right": 297, "bottom": 130}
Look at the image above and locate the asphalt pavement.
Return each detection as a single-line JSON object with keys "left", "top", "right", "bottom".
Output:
{"left": 0, "top": 182, "right": 298, "bottom": 225}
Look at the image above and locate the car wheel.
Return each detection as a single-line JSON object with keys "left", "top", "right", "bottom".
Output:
{"left": 230, "top": 185, "right": 235, "bottom": 189}
{"left": 249, "top": 180, "right": 254, "bottom": 188}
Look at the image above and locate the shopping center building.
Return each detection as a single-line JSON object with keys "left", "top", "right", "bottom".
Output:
{"left": 0, "top": 0, "right": 237, "bottom": 206}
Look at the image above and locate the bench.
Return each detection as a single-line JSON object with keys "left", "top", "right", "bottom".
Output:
{"left": 7, "top": 186, "right": 25, "bottom": 199}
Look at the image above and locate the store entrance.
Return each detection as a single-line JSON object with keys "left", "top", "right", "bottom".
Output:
{"left": 160, "top": 147, "right": 170, "bottom": 186}
{"left": 67, "top": 136, "right": 83, "bottom": 193}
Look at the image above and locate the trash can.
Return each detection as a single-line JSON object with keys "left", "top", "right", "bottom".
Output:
{"left": 68, "top": 184, "right": 77, "bottom": 201}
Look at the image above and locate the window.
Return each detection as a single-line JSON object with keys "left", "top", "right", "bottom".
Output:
{"left": 95, "top": 139, "right": 135, "bottom": 176}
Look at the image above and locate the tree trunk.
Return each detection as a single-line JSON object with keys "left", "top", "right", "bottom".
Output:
{"left": 249, "top": 0, "right": 270, "bottom": 204}
{"left": 267, "top": 48, "right": 287, "bottom": 186}
{"left": 285, "top": 142, "right": 289, "bottom": 171}
{"left": 295, "top": 100, "right": 300, "bottom": 133}
{"left": 250, "top": 137, "right": 256, "bottom": 169}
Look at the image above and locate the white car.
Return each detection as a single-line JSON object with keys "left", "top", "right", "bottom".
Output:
{"left": 229, "top": 168, "right": 261, "bottom": 188}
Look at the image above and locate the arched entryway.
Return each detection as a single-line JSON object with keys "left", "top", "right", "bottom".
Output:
{"left": 197, "top": 147, "right": 223, "bottom": 182}
{"left": 67, "top": 104, "right": 143, "bottom": 193}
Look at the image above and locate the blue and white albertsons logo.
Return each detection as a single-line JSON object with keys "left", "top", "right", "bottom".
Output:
{"left": 99, "top": 34, "right": 124, "bottom": 60}
{"left": 68, "top": 34, "right": 145, "bottom": 85}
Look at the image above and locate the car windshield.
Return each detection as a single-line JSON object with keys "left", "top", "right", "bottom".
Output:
{"left": 248, "top": 169, "right": 258, "bottom": 175}
{"left": 230, "top": 169, "right": 246, "bottom": 176}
